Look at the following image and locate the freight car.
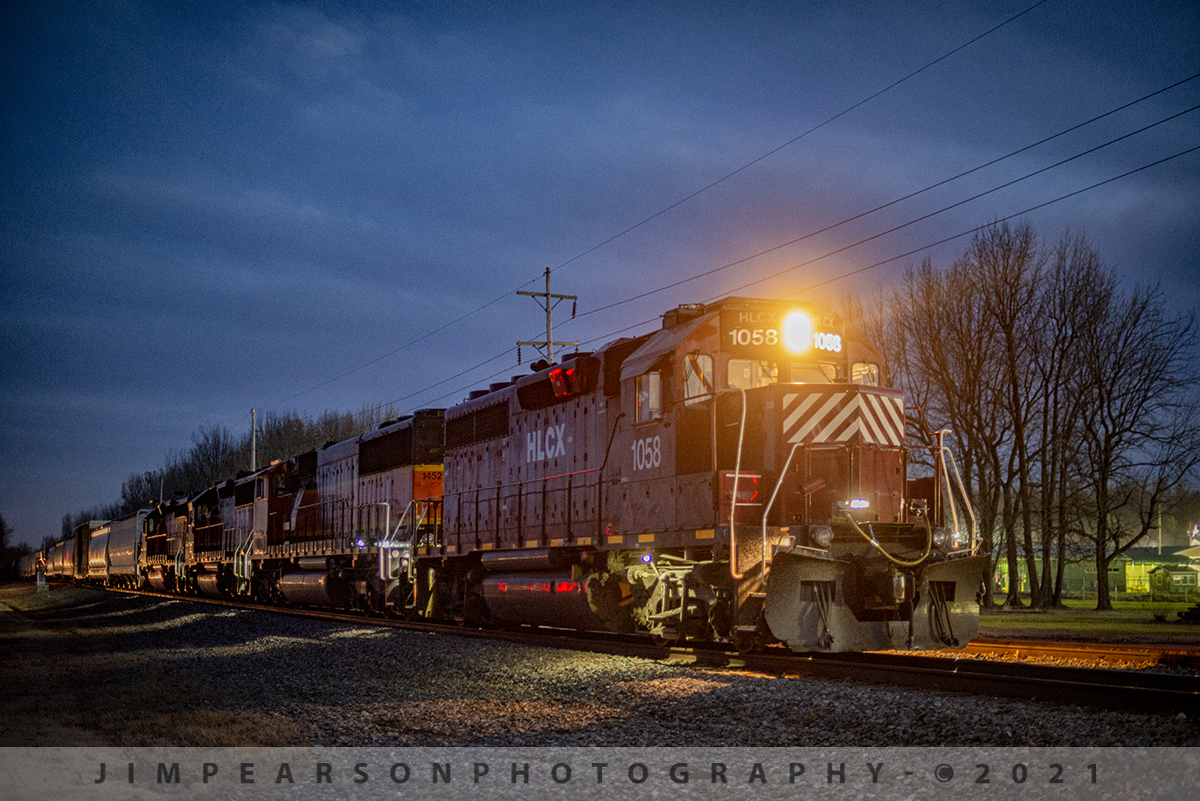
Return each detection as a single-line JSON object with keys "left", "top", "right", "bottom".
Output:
{"left": 17, "top": 551, "right": 41, "bottom": 580}
{"left": 51, "top": 295, "right": 983, "bottom": 653}
{"left": 82, "top": 512, "right": 148, "bottom": 589}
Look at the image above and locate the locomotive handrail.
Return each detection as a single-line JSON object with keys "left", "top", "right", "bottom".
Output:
{"left": 729, "top": 386, "right": 749, "bottom": 579}
{"left": 759, "top": 442, "right": 801, "bottom": 586}
{"left": 387, "top": 497, "right": 440, "bottom": 544}
{"left": 353, "top": 501, "right": 390, "bottom": 543}
{"left": 427, "top": 467, "right": 604, "bottom": 549}
{"left": 905, "top": 430, "right": 977, "bottom": 554}
{"left": 936, "top": 431, "right": 977, "bottom": 552}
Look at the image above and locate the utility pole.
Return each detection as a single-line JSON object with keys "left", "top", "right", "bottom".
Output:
{"left": 517, "top": 268, "right": 578, "bottom": 365}
{"left": 251, "top": 408, "right": 257, "bottom": 472}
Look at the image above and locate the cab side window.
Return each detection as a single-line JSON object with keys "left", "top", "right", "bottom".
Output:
{"left": 683, "top": 353, "right": 713, "bottom": 405}
{"left": 635, "top": 371, "right": 662, "bottom": 422}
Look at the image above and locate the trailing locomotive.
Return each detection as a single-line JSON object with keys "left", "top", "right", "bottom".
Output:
{"left": 51, "top": 296, "right": 984, "bottom": 652}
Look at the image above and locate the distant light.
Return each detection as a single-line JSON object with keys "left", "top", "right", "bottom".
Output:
{"left": 641, "top": 553, "right": 653, "bottom": 563}
{"left": 849, "top": 499, "right": 869, "bottom": 509}
{"left": 355, "top": 538, "right": 365, "bottom": 548}
{"left": 783, "top": 311, "right": 813, "bottom": 353}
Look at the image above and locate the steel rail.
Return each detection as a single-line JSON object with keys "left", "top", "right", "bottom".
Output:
{"left": 964, "top": 638, "right": 1200, "bottom": 668}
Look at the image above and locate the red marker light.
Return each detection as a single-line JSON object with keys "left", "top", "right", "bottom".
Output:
{"left": 549, "top": 368, "right": 568, "bottom": 397}
{"left": 555, "top": 581, "right": 577, "bottom": 593}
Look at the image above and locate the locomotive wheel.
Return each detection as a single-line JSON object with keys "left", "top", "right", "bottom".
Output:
{"left": 651, "top": 626, "right": 680, "bottom": 647}
{"left": 733, "top": 629, "right": 765, "bottom": 654}
{"left": 251, "top": 576, "right": 272, "bottom": 605}
{"left": 364, "top": 586, "right": 388, "bottom": 618}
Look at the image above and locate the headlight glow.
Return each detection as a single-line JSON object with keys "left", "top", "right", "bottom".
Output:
{"left": 783, "top": 310, "right": 813, "bottom": 352}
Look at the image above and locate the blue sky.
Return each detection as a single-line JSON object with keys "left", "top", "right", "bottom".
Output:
{"left": 2, "top": 0, "right": 1197, "bottom": 547}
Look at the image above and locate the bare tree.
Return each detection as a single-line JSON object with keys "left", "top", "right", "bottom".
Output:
{"left": 891, "top": 256, "right": 1011, "bottom": 605}
{"left": 1077, "top": 282, "right": 1200, "bottom": 609}
{"left": 873, "top": 222, "right": 1200, "bottom": 609}
{"left": 66, "top": 404, "right": 407, "bottom": 531}
{"left": 961, "top": 222, "right": 1046, "bottom": 606}
{"left": 1030, "top": 233, "right": 1114, "bottom": 606}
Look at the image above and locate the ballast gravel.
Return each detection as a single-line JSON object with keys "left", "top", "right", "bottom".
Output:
{"left": 1, "top": 586, "right": 1197, "bottom": 747}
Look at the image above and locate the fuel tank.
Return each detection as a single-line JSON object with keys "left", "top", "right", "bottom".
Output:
{"left": 481, "top": 573, "right": 606, "bottom": 630}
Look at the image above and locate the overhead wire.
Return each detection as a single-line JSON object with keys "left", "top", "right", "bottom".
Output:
{"left": 262, "top": 85, "right": 1199, "bottom": 423}
{"left": 574, "top": 73, "right": 1200, "bottom": 320}
{"left": 353, "top": 91, "right": 1199, "bottom": 415}
{"left": 384, "top": 138, "right": 1200, "bottom": 411}
{"left": 255, "top": 0, "right": 1053, "bottom": 416}
{"left": 701, "top": 105, "right": 1200, "bottom": 297}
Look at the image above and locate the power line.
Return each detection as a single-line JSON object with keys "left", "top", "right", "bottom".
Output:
{"left": 393, "top": 142, "right": 1200, "bottom": 413}
{"left": 271, "top": 95, "right": 1200, "bottom": 421}
{"left": 362, "top": 132, "right": 1200, "bottom": 416}
{"left": 574, "top": 73, "right": 1200, "bottom": 320}
{"left": 256, "top": 0, "right": 1051, "bottom": 414}
{"left": 542, "top": 0, "right": 1056, "bottom": 277}
{"left": 769, "top": 145, "right": 1200, "bottom": 299}
{"left": 563, "top": 142, "right": 1200, "bottom": 355}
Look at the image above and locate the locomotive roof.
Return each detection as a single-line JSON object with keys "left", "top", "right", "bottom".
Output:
{"left": 620, "top": 312, "right": 713, "bottom": 381}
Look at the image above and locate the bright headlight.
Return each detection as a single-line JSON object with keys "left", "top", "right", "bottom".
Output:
{"left": 783, "top": 310, "right": 813, "bottom": 352}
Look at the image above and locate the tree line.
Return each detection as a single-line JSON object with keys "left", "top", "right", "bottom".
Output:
{"left": 58, "top": 405, "right": 398, "bottom": 546}
{"left": 849, "top": 222, "right": 1200, "bottom": 610}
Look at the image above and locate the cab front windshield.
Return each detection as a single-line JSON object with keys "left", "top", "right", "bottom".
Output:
{"left": 726, "top": 359, "right": 837, "bottom": 389}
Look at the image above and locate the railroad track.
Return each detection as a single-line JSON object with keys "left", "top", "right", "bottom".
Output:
{"left": 87, "top": 586, "right": 1200, "bottom": 717}
{"left": 964, "top": 638, "right": 1200, "bottom": 668}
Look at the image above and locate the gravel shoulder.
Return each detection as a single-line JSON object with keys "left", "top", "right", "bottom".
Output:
{"left": 2, "top": 585, "right": 1198, "bottom": 747}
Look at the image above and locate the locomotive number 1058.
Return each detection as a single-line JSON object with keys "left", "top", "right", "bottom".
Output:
{"left": 726, "top": 327, "right": 843, "bottom": 353}
{"left": 631, "top": 435, "right": 662, "bottom": 471}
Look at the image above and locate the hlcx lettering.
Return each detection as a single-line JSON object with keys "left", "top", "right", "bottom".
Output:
{"left": 527, "top": 425, "right": 567, "bottom": 463}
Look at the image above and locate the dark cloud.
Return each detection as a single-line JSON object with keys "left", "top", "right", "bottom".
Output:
{"left": 2, "top": 0, "right": 1197, "bottom": 546}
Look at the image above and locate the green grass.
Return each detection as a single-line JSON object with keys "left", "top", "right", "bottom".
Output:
{"left": 979, "top": 597, "right": 1199, "bottom": 642}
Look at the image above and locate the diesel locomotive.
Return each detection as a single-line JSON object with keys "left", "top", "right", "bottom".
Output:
{"left": 47, "top": 296, "right": 985, "bottom": 652}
